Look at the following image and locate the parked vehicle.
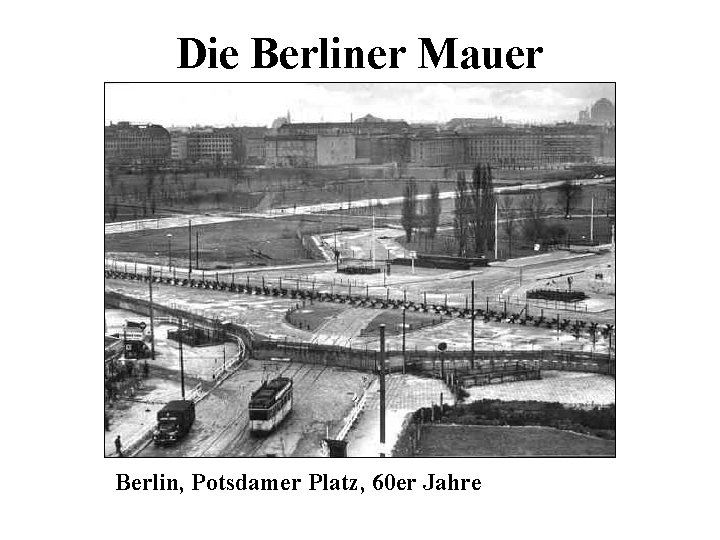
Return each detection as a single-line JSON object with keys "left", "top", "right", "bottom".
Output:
{"left": 153, "top": 400, "right": 195, "bottom": 445}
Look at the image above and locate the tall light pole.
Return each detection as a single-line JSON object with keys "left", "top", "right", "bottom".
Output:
{"left": 148, "top": 267, "right": 156, "bottom": 368}
{"left": 590, "top": 196, "right": 594, "bottom": 244}
{"left": 166, "top": 233, "right": 173, "bottom": 269}
{"left": 471, "top": 280, "right": 475, "bottom": 370}
{"left": 188, "top": 219, "right": 192, "bottom": 275}
{"left": 379, "top": 323, "right": 386, "bottom": 457}
{"left": 494, "top": 201, "right": 499, "bottom": 260}
{"left": 178, "top": 317, "right": 185, "bottom": 399}
{"left": 402, "top": 306, "right": 406, "bottom": 374}
{"left": 371, "top": 202, "right": 376, "bottom": 268}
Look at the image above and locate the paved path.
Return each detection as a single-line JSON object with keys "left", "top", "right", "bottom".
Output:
{"left": 105, "top": 177, "right": 615, "bottom": 235}
{"left": 104, "top": 258, "right": 333, "bottom": 278}
{"left": 311, "top": 307, "right": 376, "bottom": 346}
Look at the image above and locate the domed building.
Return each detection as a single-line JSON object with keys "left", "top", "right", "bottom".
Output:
{"left": 590, "top": 98, "right": 615, "bottom": 125}
{"left": 271, "top": 116, "right": 290, "bottom": 131}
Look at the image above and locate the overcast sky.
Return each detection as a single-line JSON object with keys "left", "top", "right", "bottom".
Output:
{"left": 105, "top": 83, "right": 615, "bottom": 127}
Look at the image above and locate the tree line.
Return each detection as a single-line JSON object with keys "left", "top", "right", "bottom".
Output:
{"left": 400, "top": 178, "right": 442, "bottom": 242}
{"left": 400, "top": 163, "right": 598, "bottom": 259}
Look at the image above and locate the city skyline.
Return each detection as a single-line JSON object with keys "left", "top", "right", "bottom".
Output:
{"left": 105, "top": 82, "right": 615, "bottom": 128}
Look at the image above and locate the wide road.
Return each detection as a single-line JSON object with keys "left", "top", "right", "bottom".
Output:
{"left": 138, "top": 360, "right": 370, "bottom": 457}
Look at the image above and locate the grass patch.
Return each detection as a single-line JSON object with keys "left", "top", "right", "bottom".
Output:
{"left": 362, "top": 310, "right": 449, "bottom": 336}
{"left": 416, "top": 425, "right": 615, "bottom": 456}
{"left": 285, "top": 303, "right": 348, "bottom": 332}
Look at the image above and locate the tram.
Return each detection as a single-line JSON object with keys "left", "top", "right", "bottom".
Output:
{"left": 249, "top": 377, "right": 293, "bottom": 434}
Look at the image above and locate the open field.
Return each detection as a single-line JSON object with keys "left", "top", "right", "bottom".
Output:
{"left": 104, "top": 212, "right": 395, "bottom": 268}
{"left": 415, "top": 424, "right": 615, "bottom": 456}
{"left": 105, "top": 166, "right": 614, "bottom": 222}
{"left": 286, "top": 303, "right": 348, "bottom": 332}
{"left": 401, "top": 215, "right": 615, "bottom": 260}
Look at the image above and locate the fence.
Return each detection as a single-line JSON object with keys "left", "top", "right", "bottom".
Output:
{"left": 104, "top": 264, "right": 610, "bottom": 339}
{"left": 104, "top": 290, "right": 254, "bottom": 356}
{"left": 105, "top": 289, "right": 614, "bottom": 377}
{"left": 494, "top": 293, "right": 589, "bottom": 314}
{"left": 334, "top": 378, "right": 374, "bottom": 442}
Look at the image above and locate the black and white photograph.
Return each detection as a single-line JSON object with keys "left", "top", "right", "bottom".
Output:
{"left": 11, "top": 0, "right": 720, "bottom": 538}
{"left": 104, "top": 82, "right": 616, "bottom": 457}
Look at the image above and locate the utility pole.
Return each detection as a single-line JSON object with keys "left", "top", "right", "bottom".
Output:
{"left": 148, "top": 268, "right": 156, "bottom": 367}
{"left": 195, "top": 231, "right": 199, "bottom": 270}
{"left": 590, "top": 196, "right": 594, "bottom": 244}
{"left": 371, "top": 202, "right": 376, "bottom": 268}
{"left": 402, "top": 307, "right": 406, "bottom": 374}
{"left": 471, "top": 280, "right": 475, "bottom": 369}
{"left": 379, "top": 324, "right": 386, "bottom": 457}
{"left": 494, "top": 201, "right": 498, "bottom": 260}
{"left": 179, "top": 318, "right": 185, "bottom": 400}
{"left": 166, "top": 233, "right": 173, "bottom": 269}
{"left": 188, "top": 219, "right": 192, "bottom": 275}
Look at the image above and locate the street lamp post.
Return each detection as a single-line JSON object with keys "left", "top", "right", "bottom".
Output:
{"left": 166, "top": 233, "right": 173, "bottom": 269}
{"left": 188, "top": 219, "right": 192, "bottom": 275}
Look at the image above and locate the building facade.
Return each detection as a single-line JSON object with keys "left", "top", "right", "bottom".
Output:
{"left": 410, "top": 134, "right": 465, "bottom": 166}
{"left": 170, "top": 132, "right": 188, "bottom": 161}
{"left": 277, "top": 118, "right": 409, "bottom": 137}
{"left": 409, "top": 124, "right": 606, "bottom": 168}
{"left": 591, "top": 98, "right": 615, "bottom": 125}
{"left": 265, "top": 135, "right": 318, "bottom": 167}
{"left": 104, "top": 122, "right": 171, "bottom": 164}
{"left": 464, "top": 127, "right": 543, "bottom": 168}
{"left": 316, "top": 134, "right": 357, "bottom": 166}
{"left": 186, "top": 128, "right": 238, "bottom": 163}
{"left": 355, "top": 135, "right": 410, "bottom": 164}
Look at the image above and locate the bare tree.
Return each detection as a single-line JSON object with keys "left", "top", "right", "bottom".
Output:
{"left": 558, "top": 180, "right": 582, "bottom": 219}
{"left": 471, "top": 163, "right": 496, "bottom": 256}
{"left": 500, "top": 198, "right": 517, "bottom": 259}
{"left": 401, "top": 178, "right": 418, "bottom": 242}
{"left": 426, "top": 182, "right": 441, "bottom": 239}
{"left": 145, "top": 166, "right": 156, "bottom": 197}
{"left": 521, "top": 192, "right": 547, "bottom": 245}
{"left": 453, "top": 171, "right": 471, "bottom": 256}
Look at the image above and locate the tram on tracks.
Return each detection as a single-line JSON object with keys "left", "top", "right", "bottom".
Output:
{"left": 249, "top": 377, "right": 293, "bottom": 434}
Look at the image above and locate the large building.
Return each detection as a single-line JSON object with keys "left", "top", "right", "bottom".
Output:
{"left": 265, "top": 135, "right": 318, "bottom": 167}
{"left": 409, "top": 124, "right": 607, "bottom": 167}
{"left": 169, "top": 131, "right": 188, "bottom": 161}
{"left": 410, "top": 133, "right": 465, "bottom": 166}
{"left": 464, "top": 127, "right": 542, "bottom": 168}
{"left": 579, "top": 98, "right": 616, "bottom": 126}
{"left": 539, "top": 124, "right": 601, "bottom": 165}
{"left": 316, "top": 134, "right": 357, "bottom": 166}
{"left": 445, "top": 117, "right": 503, "bottom": 131}
{"left": 355, "top": 134, "right": 410, "bottom": 164}
{"left": 104, "top": 122, "right": 171, "bottom": 164}
{"left": 277, "top": 116, "right": 409, "bottom": 137}
{"left": 591, "top": 98, "right": 615, "bottom": 125}
{"left": 186, "top": 127, "right": 238, "bottom": 163}
{"left": 167, "top": 127, "right": 244, "bottom": 163}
